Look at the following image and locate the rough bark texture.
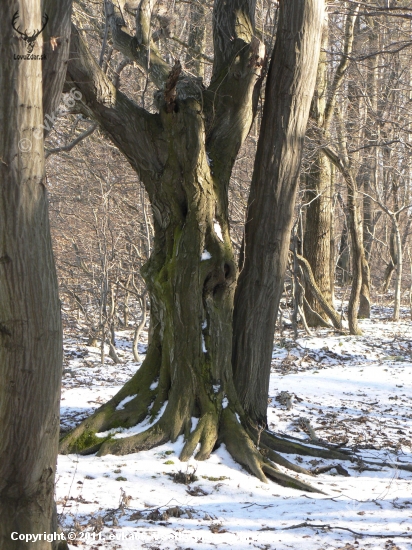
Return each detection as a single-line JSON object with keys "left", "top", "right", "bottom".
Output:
{"left": 303, "top": 16, "right": 333, "bottom": 326}
{"left": 232, "top": 0, "right": 324, "bottom": 425}
{"left": 337, "top": 194, "right": 351, "bottom": 285}
{"left": 42, "top": 0, "right": 73, "bottom": 127}
{"left": 393, "top": 218, "right": 402, "bottom": 321}
{"left": 358, "top": 252, "right": 371, "bottom": 319}
{"left": 0, "top": 2, "right": 71, "bottom": 549}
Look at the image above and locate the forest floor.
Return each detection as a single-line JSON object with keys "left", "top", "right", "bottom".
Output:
{"left": 57, "top": 303, "right": 412, "bottom": 550}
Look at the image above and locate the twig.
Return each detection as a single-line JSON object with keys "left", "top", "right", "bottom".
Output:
{"left": 46, "top": 124, "right": 97, "bottom": 158}
{"left": 260, "top": 521, "right": 412, "bottom": 538}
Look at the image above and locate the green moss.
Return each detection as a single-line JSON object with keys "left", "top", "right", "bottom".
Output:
{"left": 201, "top": 475, "right": 229, "bottom": 481}
{"left": 70, "top": 430, "right": 105, "bottom": 452}
{"left": 164, "top": 460, "right": 175, "bottom": 465}
{"left": 116, "top": 476, "right": 127, "bottom": 481}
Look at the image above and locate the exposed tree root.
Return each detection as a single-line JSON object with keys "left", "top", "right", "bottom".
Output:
{"left": 180, "top": 410, "right": 219, "bottom": 462}
{"left": 60, "top": 390, "right": 331, "bottom": 492}
{"left": 259, "top": 445, "right": 313, "bottom": 475}
{"left": 97, "top": 423, "right": 169, "bottom": 456}
{"left": 257, "top": 428, "right": 353, "bottom": 461}
{"left": 220, "top": 409, "right": 324, "bottom": 492}
{"left": 59, "top": 350, "right": 160, "bottom": 454}
{"left": 60, "top": 370, "right": 411, "bottom": 493}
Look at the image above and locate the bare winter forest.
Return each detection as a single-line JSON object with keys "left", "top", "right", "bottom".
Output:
{"left": 1, "top": 1, "right": 412, "bottom": 549}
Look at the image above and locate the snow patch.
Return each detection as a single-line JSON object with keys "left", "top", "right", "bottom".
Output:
{"left": 97, "top": 401, "right": 168, "bottom": 439}
{"left": 58, "top": 308, "right": 412, "bottom": 550}
{"left": 222, "top": 396, "right": 229, "bottom": 408}
{"left": 214, "top": 220, "right": 224, "bottom": 242}
{"left": 115, "top": 394, "right": 137, "bottom": 410}
{"left": 201, "top": 334, "right": 207, "bottom": 353}
{"left": 201, "top": 250, "right": 211, "bottom": 261}
{"left": 149, "top": 380, "right": 159, "bottom": 390}
{"left": 191, "top": 417, "right": 199, "bottom": 432}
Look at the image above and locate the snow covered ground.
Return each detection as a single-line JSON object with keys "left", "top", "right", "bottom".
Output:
{"left": 57, "top": 306, "right": 412, "bottom": 550}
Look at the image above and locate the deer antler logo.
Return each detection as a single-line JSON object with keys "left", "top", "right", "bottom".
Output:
{"left": 12, "top": 11, "right": 49, "bottom": 54}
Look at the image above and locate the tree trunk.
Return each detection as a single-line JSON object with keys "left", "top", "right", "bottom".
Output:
{"left": 0, "top": 2, "right": 71, "bottom": 549}
{"left": 232, "top": 0, "right": 324, "bottom": 425}
{"left": 392, "top": 218, "right": 402, "bottom": 321}
{"left": 337, "top": 195, "right": 351, "bottom": 285}
{"left": 59, "top": 97, "right": 325, "bottom": 490}
{"left": 330, "top": 164, "right": 336, "bottom": 301}
{"left": 337, "top": 226, "right": 351, "bottom": 285}
{"left": 303, "top": 15, "right": 333, "bottom": 326}
{"left": 346, "top": 180, "right": 364, "bottom": 335}
{"left": 357, "top": 20, "right": 378, "bottom": 319}
{"left": 304, "top": 152, "right": 332, "bottom": 324}
{"left": 59, "top": 0, "right": 339, "bottom": 491}
{"left": 322, "top": 150, "right": 364, "bottom": 335}
{"left": 296, "top": 255, "right": 342, "bottom": 330}
{"left": 358, "top": 253, "right": 371, "bottom": 319}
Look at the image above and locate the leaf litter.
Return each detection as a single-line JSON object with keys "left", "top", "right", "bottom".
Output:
{"left": 57, "top": 307, "right": 412, "bottom": 549}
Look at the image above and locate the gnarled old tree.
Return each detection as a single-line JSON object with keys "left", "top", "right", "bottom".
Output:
{"left": 0, "top": 1, "right": 72, "bottom": 549}
{"left": 60, "top": 0, "right": 344, "bottom": 490}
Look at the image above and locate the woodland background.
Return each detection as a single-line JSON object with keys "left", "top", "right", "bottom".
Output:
{"left": 47, "top": 0, "right": 412, "bottom": 348}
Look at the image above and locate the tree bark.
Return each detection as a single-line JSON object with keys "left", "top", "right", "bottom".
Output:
{"left": 296, "top": 255, "right": 342, "bottom": 331}
{"left": 59, "top": 0, "right": 339, "bottom": 492}
{"left": 323, "top": 148, "right": 364, "bottom": 335}
{"left": 232, "top": 0, "right": 324, "bottom": 425}
{"left": 61, "top": 0, "right": 267, "bottom": 472}
{"left": 358, "top": 18, "right": 379, "bottom": 318}
{"left": 0, "top": 2, "right": 71, "bottom": 549}
{"left": 346, "top": 180, "right": 364, "bottom": 334}
{"left": 303, "top": 15, "right": 333, "bottom": 326}
{"left": 393, "top": 217, "right": 403, "bottom": 321}
{"left": 337, "top": 194, "right": 351, "bottom": 285}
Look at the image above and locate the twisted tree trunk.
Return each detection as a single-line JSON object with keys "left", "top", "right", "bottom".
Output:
{"left": 60, "top": 0, "right": 333, "bottom": 490}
